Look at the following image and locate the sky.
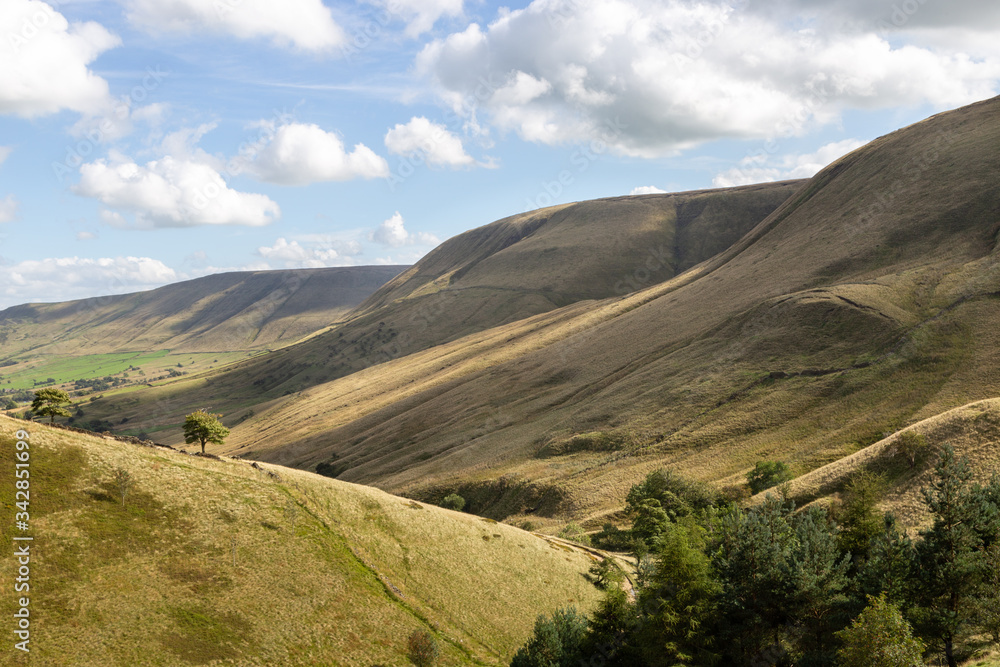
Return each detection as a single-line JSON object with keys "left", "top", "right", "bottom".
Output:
{"left": 1, "top": 0, "right": 999, "bottom": 308}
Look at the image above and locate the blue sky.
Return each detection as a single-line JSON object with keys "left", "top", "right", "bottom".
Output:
{"left": 1, "top": 0, "right": 999, "bottom": 308}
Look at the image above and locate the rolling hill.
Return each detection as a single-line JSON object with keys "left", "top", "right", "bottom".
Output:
{"left": 0, "top": 266, "right": 405, "bottom": 395}
{"left": 0, "top": 415, "right": 607, "bottom": 665}
{"left": 48, "top": 96, "right": 1000, "bottom": 534}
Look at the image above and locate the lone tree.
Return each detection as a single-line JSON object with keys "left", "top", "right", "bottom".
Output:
{"left": 112, "top": 467, "right": 134, "bottom": 507}
{"left": 31, "top": 388, "right": 71, "bottom": 424}
{"left": 183, "top": 410, "right": 230, "bottom": 454}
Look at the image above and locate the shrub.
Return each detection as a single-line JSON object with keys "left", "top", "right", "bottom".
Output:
{"left": 406, "top": 629, "right": 439, "bottom": 667}
{"left": 587, "top": 557, "right": 624, "bottom": 590}
{"left": 836, "top": 593, "right": 924, "bottom": 667}
{"left": 557, "top": 522, "right": 591, "bottom": 547}
{"left": 894, "top": 431, "right": 929, "bottom": 469}
{"left": 510, "top": 607, "right": 588, "bottom": 667}
{"left": 440, "top": 493, "right": 465, "bottom": 512}
{"left": 746, "top": 460, "right": 793, "bottom": 495}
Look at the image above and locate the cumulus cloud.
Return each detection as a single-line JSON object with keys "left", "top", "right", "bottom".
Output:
{"left": 369, "top": 212, "right": 440, "bottom": 248}
{"left": 123, "top": 0, "right": 345, "bottom": 53}
{"left": 0, "top": 0, "right": 120, "bottom": 118}
{"left": 257, "top": 237, "right": 363, "bottom": 268}
{"left": 74, "top": 152, "right": 280, "bottom": 228}
{"left": 371, "top": 0, "right": 465, "bottom": 37}
{"left": 0, "top": 256, "right": 177, "bottom": 307}
{"left": 385, "top": 116, "right": 475, "bottom": 168}
{"left": 629, "top": 186, "right": 667, "bottom": 195}
{"left": 713, "top": 138, "right": 867, "bottom": 188}
{"left": 417, "top": 0, "right": 1000, "bottom": 158}
{"left": 250, "top": 123, "right": 389, "bottom": 185}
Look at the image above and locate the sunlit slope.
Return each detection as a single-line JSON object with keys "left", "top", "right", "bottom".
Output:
{"left": 0, "top": 266, "right": 406, "bottom": 358}
{"left": 221, "top": 96, "right": 1000, "bottom": 523}
{"left": 81, "top": 181, "right": 800, "bottom": 442}
{"left": 0, "top": 416, "right": 603, "bottom": 666}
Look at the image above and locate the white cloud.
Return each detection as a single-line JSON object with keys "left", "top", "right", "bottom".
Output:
{"left": 369, "top": 212, "right": 440, "bottom": 248}
{"left": 74, "top": 152, "right": 280, "bottom": 228}
{"left": 0, "top": 195, "right": 18, "bottom": 223}
{"left": 629, "top": 186, "right": 667, "bottom": 195}
{"left": 371, "top": 0, "right": 464, "bottom": 37}
{"left": 0, "top": 0, "right": 120, "bottom": 118}
{"left": 0, "top": 147, "right": 10, "bottom": 165}
{"left": 417, "top": 0, "right": 1000, "bottom": 158}
{"left": 76, "top": 231, "right": 98, "bottom": 241}
{"left": 385, "top": 116, "right": 475, "bottom": 168}
{"left": 0, "top": 256, "right": 177, "bottom": 306}
{"left": 250, "top": 123, "right": 389, "bottom": 185}
{"left": 713, "top": 138, "right": 867, "bottom": 188}
{"left": 257, "top": 237, "right": 362, "bottom": 268}
{"left": 123, "top": 0, "right": 345, "bottom": 53}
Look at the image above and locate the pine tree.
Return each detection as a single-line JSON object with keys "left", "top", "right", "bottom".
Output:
{"left": 837, "top": 471, "right": 887, "bottom": 566}
{"left": 913, "top": 445, "right": 990, "bottom": 667}
{"left": 855, "top": 513, "right": 915, "bottom": 609}
{"left": 786, "top": 507, "right": 851, "bottom": 663}
{"left": 711, "top": 496, "right": 796, "bottom": 661}
{"left": 584, "top": 587, "right": 642, "bottom": 667}
{"left": 638, "top": 520, "right": 720, "bottom": 666}
{"left": 510, "top": 607, "right": 588, "bottom": 667}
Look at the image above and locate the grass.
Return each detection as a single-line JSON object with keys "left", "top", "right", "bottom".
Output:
{"left": 0, "top": 416, "right": 605, "bottom": 665}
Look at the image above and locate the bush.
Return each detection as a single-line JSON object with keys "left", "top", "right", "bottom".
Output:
{"left": 440, "top": 493, "right": 465, "bottom": 512}
{"left": 746, "top": 460, "right": 794, "bottom": 495}
{"left": 557, "top": 522, "right": 591, "bottom": 547}
{"left": 836, "top": 593, "right": 924, "bottom": 667}
{"left": 406, "top": 629, "right": 439, "bottom": 667}
{"left": 894, "top": 431, "right": 929, "bottom": 469}
{"left": 510, "top": 608, "right": 588, "bottom": 667}
{"left": 587, "top": 557, "right": 624, "bottom": 590}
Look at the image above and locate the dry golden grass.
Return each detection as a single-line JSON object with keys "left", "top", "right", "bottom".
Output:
{"left": 0, "top": 416, "right": 604, "bottom": 665}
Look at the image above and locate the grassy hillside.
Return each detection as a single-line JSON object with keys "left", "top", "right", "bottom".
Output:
{"left": 74, "top": 182, "right": 800, "bottom": 445}
{"left": 0, "top": 415, "right": 605, "bottom": 665}
{"left": 61, "top": 96, "right": 1000, "bottom": 534}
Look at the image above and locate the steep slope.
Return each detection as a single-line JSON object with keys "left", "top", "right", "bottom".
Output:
{"left": 188, "top": 182, "right": 803, "bottom": 395}
{"left": 210, "top": 96, "right": 1000, "bottom": 525}
{"left": 0, "top": 415, "right": 604, "bottom": 665}
{"left": 76, "top": 181, "right": 801, "bottom": 443}
{"left": 0, "top": 266, "right": 406, "bottom": 358}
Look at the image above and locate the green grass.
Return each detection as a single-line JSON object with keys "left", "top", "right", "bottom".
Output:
{"left": 0, "top": 416, "right": 605, "bottom": 665}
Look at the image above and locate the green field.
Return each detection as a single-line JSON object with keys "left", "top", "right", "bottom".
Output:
{"left": 0, "top": 350, "right": 251, "bottom": 393}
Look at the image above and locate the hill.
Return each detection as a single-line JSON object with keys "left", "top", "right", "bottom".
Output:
{"left": 64, "top": 96, "right": 1000, "bottom": 534}
{"left": 71, "top": 182, "right": 801, "bottom": 444}
{"left": 0, "top": 415, "right": 607, "bottom": 665}
{"left": 0, "top": 266, "right": 405, "bottom": 395}
{"left": 205, "top": 95, "right": 1000, "bottom": 529}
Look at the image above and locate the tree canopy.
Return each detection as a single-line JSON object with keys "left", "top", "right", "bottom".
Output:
{"left": 31, "top": 388, "right": 71, "bottom": 424}
{"left": 183, "top": 410, "right": 230, "bottom": 454}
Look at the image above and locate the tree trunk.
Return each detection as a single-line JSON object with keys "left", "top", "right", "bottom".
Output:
{"left": 201, "top": 438, "right": 206, "bottom": 454}
{"left": 945, "top": 635, "right": 956, "bottom": 667}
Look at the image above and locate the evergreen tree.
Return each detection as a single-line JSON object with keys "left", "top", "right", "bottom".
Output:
{"left": 913, "top": 445, "right": 990, "bottom": 667}
{"left": 638, "top": 520, "right": 720, "bottom": 666}
{"left": 584, "top": 587, "right": 642, "bottom": 667}
{"left": 711, "top": 496, "right": 797, "bottom": 662}
{"left": 855, "top": 513, "right": 915, "bottom": 609}
{"left": 837, "top": 471, "right": 887, "bottom": 566}
{"left": 510, "top": 607, "right": 588, "bottom": 667}
{"left": 786, "top": 507, "right": 851, "bottom": 665}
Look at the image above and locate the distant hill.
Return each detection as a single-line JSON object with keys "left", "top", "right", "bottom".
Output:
{"left": 0, "top": 266, "right": 408, "bottom": 357}
{"left": 0, "top": 415, "right": 606, "bottom": 665}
